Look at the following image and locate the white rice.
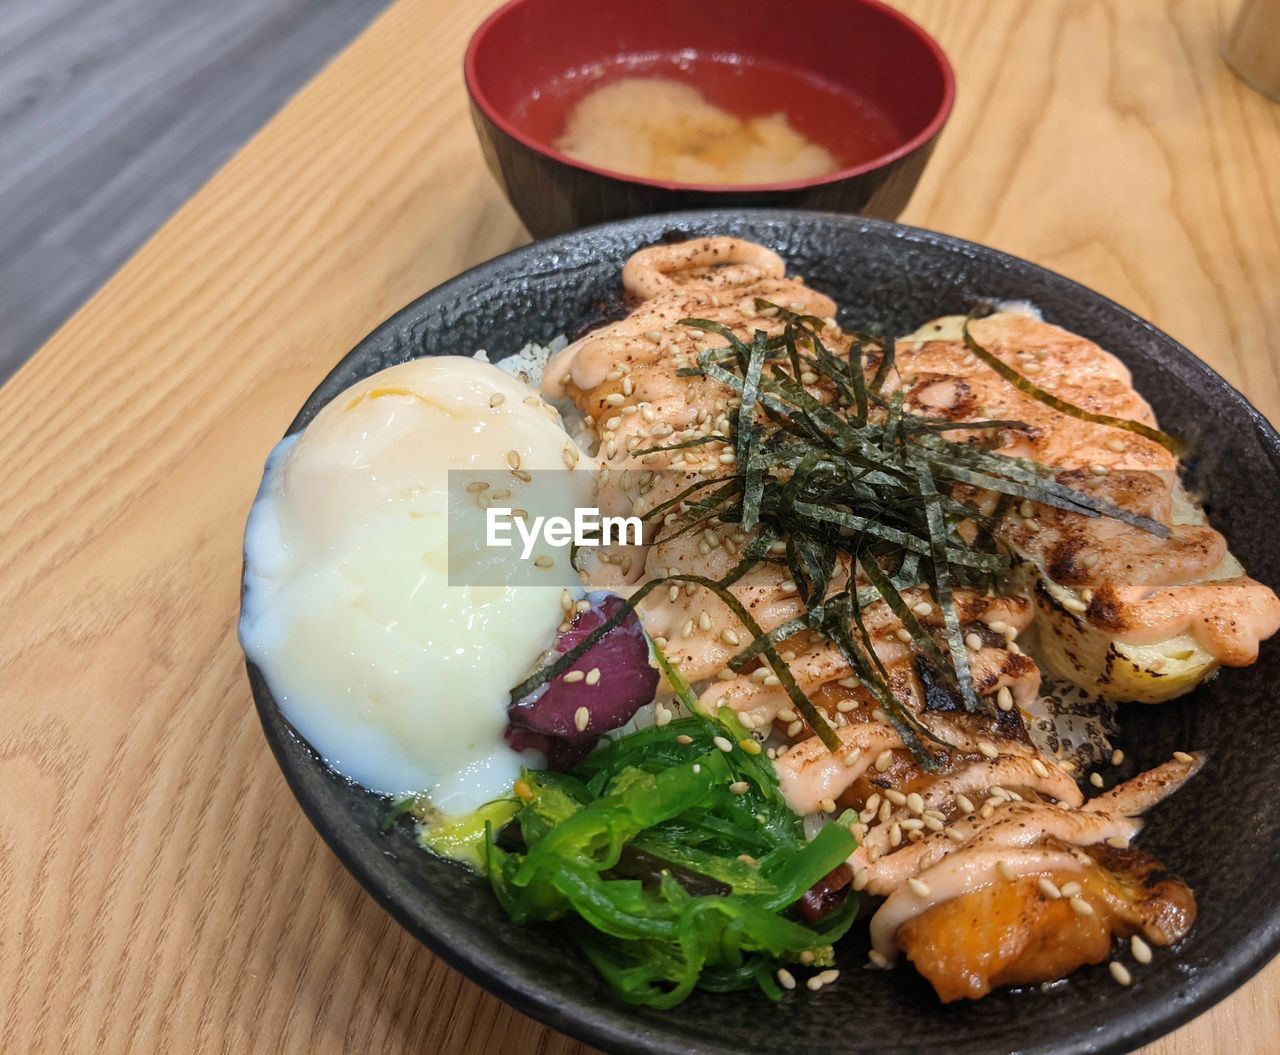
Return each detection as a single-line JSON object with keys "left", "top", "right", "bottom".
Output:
{"left": 475, "top": 336, "right": 566, "bottom": 388}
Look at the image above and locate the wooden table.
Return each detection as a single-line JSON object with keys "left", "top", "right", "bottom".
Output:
{"left": 2, "top": 1, "right": 1276, "bottom": 1051}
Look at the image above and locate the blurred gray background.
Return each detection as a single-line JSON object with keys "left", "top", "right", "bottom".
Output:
{"left": 0, "top": 0, "right": 389, "bottom": 382}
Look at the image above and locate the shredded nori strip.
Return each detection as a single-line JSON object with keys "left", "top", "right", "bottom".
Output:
{"left": 961, "top": 317, "right": 1182, "bottom": 455}
{"left": 512, "top": 297, "right": 1180, "bottom": 765}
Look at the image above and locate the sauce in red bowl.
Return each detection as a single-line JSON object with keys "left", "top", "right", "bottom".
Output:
{"left": 465, "top": 0, "right": 955, "bottom": 236}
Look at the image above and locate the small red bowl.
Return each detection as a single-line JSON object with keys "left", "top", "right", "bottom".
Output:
{"left": 465, "top": 0, "right": 955, "bottom": 238}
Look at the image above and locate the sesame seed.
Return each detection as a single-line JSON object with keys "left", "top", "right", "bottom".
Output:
{"left": 956, "top": 793, "right": 976, "bottom": 814}
{"left": 776, "top": 967, "right": 797, "bottom": 990}
{"left": 1038, "top": 877, "right": 1062, "bottom": 899}
{"left": 1089, "top": 772, "right": 1104, "bottom": 788}
{"left": 908, "top": 878, "right": 931, "bottom": 897}
{"left": 906, "top": 792, "right": 925, "bottom": 815}
{"left": 655, "top": 704, "right": 672, "bottom": 727}
{"left": 574, "top": 706, "right": 590, "bottom": 732}
{"left": 786, "top": 720, "right": 803, "bottom": 738}
{"left": 819, "top": 797, "right": 837, "bottom": 814}
{"left": 996, "top": 859, "right": 1016, "bottom": 881}
{"left": 533, "top": 555, "right": 553, "bottom": 569}
{"left": 721, "top": 628, "right": 741, "bottom": 646}
{"left": 584, "top": 668, "right": 601, "bottom": 686}
{"left": 912, "top": 601, "right": 933, "bottom": 617}
{"left": 1105, "top": 437, "right": 1126, "bottom": 453}
{"left": 1062, "top": 595, "right": 1088, "bottom": 614}
{"left": 505, "top": 449, "right": 521, "bottom": 470}
{"left": 1111, "top": 749, "right": 1125, "bottom": 766}
{"left": 805, "top": 976, "right": 824, "bottom": 992}
{"left": 853, "top": 869, "right": 870, "bottom": 891}
{"left": 895, "top": 627, "right": 913, "bottom": 643}
{"left": 1060, "top": 881, "right": 1082, "bottom": 897}
{"left": 644, "top": 330, "right": 662, "bottom": 343}
{"left": 868, "top": 950, "right": 890, "bottom": 969}
{"left": 1109, "top": 961, "right": 1132, "bottom": 986}
{"left": 739, "top": 738, "right": 762, "bottom": 755}
{"left": 1131, "top": 934, "right": 1153, "bottom": 964}
{"left": 996, "top": 686, "right": 1014, "bottom": 712}
{"left": 729, "top": 781, "right": 750, "bottom": 795}
{"left": 885, "top": 789, "right": 907, "bottom": 806}
{"left": 675, "top": 734, "right": 693, "bottom": 745}
{"left": 843, "top": 748, "right": 862, "bottom": 767}
{"left": 889, "top": 823, "right": 902, "bottom": 847}
{"left": 713, "top": 735, "right": 733, "bottom": 753}
{"left": 1173, "top": 751, "right": 1194, "bottom": 764}
{"left": 874, "top": 749, "right": 894, "bottom": 772}
{"left": 1031, "top": 759, "right": 1050, "bottom": 779}
{"left": 965, "top": 632, "right": 983, "bottom": 652}
{"left": 563, "top": 670, "right": 585, "bottom": 683}
{"left": 946, "top": 828, "right": 967, "bottom": 843}
{"left": 1106, "top": 835, "right": 1128, "bottom": 849}
{"left": 1069, "top": 895, "right": 1094, "bottom": 916}
{"left": 819, "top": 968, "right": 840, "bottom": 985}
{"left": 977, "top": 741, "right": 999, "bottom": 760}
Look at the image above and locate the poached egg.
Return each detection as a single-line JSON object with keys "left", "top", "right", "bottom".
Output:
{"left": 240, "top": 356, "right": 593, "bottom": 813}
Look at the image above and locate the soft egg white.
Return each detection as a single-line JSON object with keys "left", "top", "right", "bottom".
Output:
{"left": 240, "top": 356, "right": 594, "bottom": 813}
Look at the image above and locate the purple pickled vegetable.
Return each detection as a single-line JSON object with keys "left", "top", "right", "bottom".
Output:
{"left": 505, "top": 593, "right": 659, "bottom": 770}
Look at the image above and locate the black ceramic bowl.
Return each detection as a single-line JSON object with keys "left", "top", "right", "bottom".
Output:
{"left": 246, "top": 210, "right": 1280, "bottom": 1055}
{"left": 464, "top": 0, "right": 954, "bottom": 238}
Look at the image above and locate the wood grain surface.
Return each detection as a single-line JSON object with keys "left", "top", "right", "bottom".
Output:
{"left": 1, "top": 0, "right": 1277, "bottom": 1052}
{"left": 0, "top": 0, "right": 389, "bottom": 383}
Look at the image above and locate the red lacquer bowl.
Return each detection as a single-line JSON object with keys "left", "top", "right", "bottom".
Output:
{"left": 464, "top": 0, "right": 955, "bottom": 238}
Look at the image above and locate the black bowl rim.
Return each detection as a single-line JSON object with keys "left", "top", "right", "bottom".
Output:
{"left": 251, "top": 208, "right": 1280, "bottom": 1055}
{"left": 462, "top": 0, "right": 956, "bottom": 195}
